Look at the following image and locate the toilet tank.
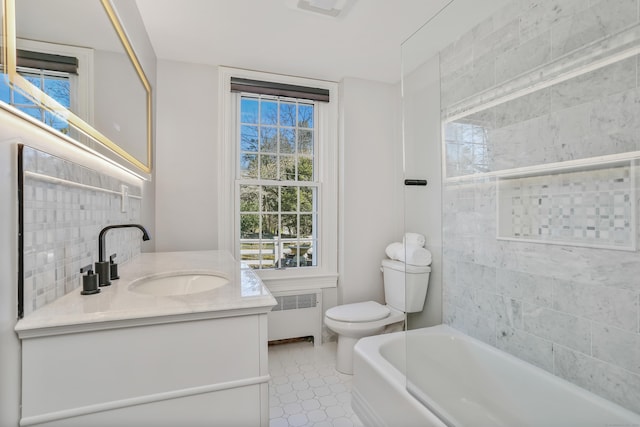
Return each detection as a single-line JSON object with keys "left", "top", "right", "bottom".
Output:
{"left": 381, "top": 259, "right": 431, "bottom": 313}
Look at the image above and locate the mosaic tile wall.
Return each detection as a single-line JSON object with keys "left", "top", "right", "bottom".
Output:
{"left": 499, "top": 165, "right": 635, "bottom": 249}
{"left": 21, "top": 146, "right": 143, "bottom": 316}
{"left": 433, "top": 0, "right": 640, "bottom": 414}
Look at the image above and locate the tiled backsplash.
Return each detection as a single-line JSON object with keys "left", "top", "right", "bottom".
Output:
{"left": 20, "top": 146, "right": 142, "bottom": 317}
{"left": 438, "top": 0, "right": 640, "bottom": 414}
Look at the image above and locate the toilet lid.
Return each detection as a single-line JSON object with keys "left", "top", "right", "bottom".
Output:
{"left": 325, "top": 301, "right": 390, "bottom": 322}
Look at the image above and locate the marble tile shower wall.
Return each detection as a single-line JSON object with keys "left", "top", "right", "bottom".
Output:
{"left": 438, "top": 0, "right": 640, "bottom": 414}
{"left": 21, "top": 146, "right": 142, "bottom": 317}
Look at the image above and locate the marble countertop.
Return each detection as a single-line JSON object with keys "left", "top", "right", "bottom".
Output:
{"left": 15, "top": 250, "right": 276, "bottom": 338}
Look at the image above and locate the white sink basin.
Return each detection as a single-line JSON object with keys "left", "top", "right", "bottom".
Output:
{"left": 129, "top": 273, "right": 229, "bottom": 296}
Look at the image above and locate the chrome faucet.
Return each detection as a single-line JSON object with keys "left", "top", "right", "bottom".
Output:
{"left": 95, "top": 224, "right": 151, "bottom": 286}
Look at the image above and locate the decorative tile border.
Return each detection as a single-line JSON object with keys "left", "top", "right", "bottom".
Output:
{"left": 497, "top": 163, "right": 636, "bottom": 250}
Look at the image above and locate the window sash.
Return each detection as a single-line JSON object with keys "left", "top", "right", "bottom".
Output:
{"left": 236, "top": 93, "right": 319, "bottom": 270}
{"left": 237, "top": 94, "right": 318, "bottom": 183}
{"left": 237, "top": 180, "right": 319, "bottom": 269}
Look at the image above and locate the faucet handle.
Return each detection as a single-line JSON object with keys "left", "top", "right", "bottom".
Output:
{"left": 80, "top": 265, "right": 100, "bottom": 295}
{"left": 109, "top": 253, "right": 120, "bottom": 280}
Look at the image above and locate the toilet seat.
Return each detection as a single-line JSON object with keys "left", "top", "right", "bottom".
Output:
{"left": 325, "top": 301, "right": 390, "bottom": 323}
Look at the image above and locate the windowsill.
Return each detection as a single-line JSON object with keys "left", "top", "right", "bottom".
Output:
{"left": 256, "top": 269, "right": 338, "bottom": 293}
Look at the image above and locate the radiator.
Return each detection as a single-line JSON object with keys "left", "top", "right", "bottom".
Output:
{"left": 268, "top": 289, "right": 322, "bottom": 347}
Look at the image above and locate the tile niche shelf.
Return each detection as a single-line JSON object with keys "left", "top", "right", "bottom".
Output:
{"left": 439, "top": 21, "right": 640, "bottom": 250}
{"left": 441, "top": 23, "right": 640, "bottom": 183}
{"left": 496, "top": 157, "right": 638, "bottom": 251}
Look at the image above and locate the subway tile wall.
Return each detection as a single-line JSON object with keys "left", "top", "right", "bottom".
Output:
{"left": 438, "top": 0, "right": 640, "bottom": 414}
{"left": 21, "top": 146, "right": 142, "bottom": 317}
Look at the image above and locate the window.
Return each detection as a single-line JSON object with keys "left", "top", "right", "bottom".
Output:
{"left": 0, "top": 39, "right": 92, "bottom": 135}
{"left": 444, "top": 120, "right": 489, "bottom": 177}
{"left": 2, "top": 67, "right": 71, "bottom": 133}
{"left": 238, "top": 95, "right": 318, "bottom": 269}
{"left": 219, "top": 67, "right": 338, "bottom": 290}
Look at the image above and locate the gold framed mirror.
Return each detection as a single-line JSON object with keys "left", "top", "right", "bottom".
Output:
{"left": 2, "top": 0, "right": 152, "bottom": 174}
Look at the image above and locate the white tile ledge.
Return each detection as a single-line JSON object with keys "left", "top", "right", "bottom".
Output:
{"left": 445, "top": 152, "right": 640, "bottom": 182}
{"left": 15, "top": 250, "right": 276, "bottom": 338}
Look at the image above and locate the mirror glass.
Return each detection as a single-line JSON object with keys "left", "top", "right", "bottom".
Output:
{"left": 6, "top": 0, "right": 152, "bottom": 174}
{"left": 0, "top": 1, "right": 8, "bottom": 94}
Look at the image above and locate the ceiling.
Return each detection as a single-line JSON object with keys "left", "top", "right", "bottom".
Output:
{"left": 134, "top": 0, "right": 454, "bottom": 84}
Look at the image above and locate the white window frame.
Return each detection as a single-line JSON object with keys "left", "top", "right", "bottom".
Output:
{"left": 218, "top": 66, "right": 338, "bottom": 292}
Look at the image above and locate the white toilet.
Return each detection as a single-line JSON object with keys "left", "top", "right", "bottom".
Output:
{"left": 324, "top": 259, "right": 431, "bottom": 374}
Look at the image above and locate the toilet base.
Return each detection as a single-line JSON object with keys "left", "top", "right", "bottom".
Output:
{"left": 335, "top": 328, "right": 384, "bottom": 374}
{"left": 324, "top": 306, "right": 407, "bottom": 374}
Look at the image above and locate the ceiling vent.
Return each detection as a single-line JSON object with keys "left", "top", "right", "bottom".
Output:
{"left": 296, "top": 0, "right": 354, "bottom": 18}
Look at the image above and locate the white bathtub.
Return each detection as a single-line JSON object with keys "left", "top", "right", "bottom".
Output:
{"left": 352, "top": 325, "right": 640, "bottom": 427}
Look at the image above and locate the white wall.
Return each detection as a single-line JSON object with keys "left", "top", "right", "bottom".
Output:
{"left": 154, "top": 60, "right": 218, "bottom": 252}
{"left": 402, "top": 55, "right": 443, "bottom": 328}
{"left": 153, "top": 62, "right": 404, "bottom": 307}
{"left": 339, "top": 77, "right": 404, "bottom": 305}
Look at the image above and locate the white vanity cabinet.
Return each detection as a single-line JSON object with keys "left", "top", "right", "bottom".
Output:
{"left": 16, "top": 251, "right": 276, "bottom": 427}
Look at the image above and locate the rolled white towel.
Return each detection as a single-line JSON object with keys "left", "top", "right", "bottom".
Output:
{"left": 385, "top": 242, "right": 432, "bottom": 266}
{"left": 405, "top": 246, "right": 431, "bottom": 266}
{"left": 403, "top": 233, "right": 426, "bottom": 248}
{"left": 385, "top": 242, "right": 403, "bottom": 261}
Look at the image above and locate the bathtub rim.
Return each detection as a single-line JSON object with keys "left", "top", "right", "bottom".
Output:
{"left": 353, "top": 327, "right": 447, "bottom": 427}
{"left": 353, "top": 324, "right": 640, "bottom": 427}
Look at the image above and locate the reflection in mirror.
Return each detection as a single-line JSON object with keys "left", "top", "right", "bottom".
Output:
{"left": 10, "top": 41, "right": 87, "bottom": 135}
{"left": 0, "top": 1, "right": 8, "bottom": 103}
{"left": 3, "top": 0, "right": 152, "bottom": 174}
